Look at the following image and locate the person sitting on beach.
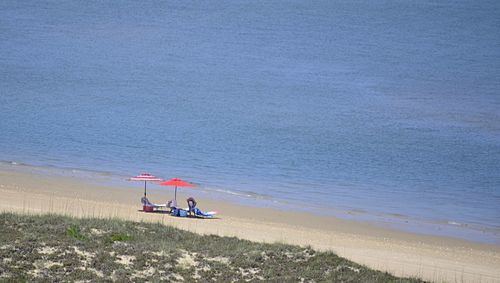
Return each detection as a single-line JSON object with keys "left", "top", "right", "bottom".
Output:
{"left": 166, "top": 199, "right": 177, "bottom": 212}
{"left": 187, "top": 197, "right": 197, "bottom": 216}
{"left": 141, "top": 196, "right": 153, "bottom": 207}
{"left": 186, "top": 197, "right": 214, "bottom": 218}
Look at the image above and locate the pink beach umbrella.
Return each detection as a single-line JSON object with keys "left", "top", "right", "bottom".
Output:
{"left": 129, "top": 173, "right": 162, "bottom": 197}
{"left": 159, "top": 178, "right": 194, "bottom": 202}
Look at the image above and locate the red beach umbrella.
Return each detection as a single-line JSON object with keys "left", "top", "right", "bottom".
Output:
{"left": 129, "top": 173, "right": 162, "bottom": 197}
{"left": 159, "top": 178, "right": 194, "bottom": 202}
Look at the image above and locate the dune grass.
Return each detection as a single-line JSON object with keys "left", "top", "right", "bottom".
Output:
{"left": 0, "top": 212, "right": 424, "bottom": 282}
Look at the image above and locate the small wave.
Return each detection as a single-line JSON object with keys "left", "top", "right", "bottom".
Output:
{"left": 204, "top": 187, "right": 272, "bottom": 200}
{"left": 346, "top": 209, "right": 367, "bottom": 215}
{"left": 0, "top": 160, "right": 117, "bottom": 180}
{"left": 0, "top": 160, "right": 26, "bottom": 166}
{"left": 447, "top": 221, "right": 468, "bottom": 227}
{"left": 212, "top": 188, "right": 254, "bottom": 198}
{"left": 387, "top": 213, "right": 407, "bottom": 219}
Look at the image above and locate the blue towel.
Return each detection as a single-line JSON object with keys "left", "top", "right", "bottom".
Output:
{"left": 192, "top": 207, "right": 213, "bottom": 218}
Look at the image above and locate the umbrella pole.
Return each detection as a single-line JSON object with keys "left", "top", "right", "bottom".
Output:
{"left": 144, "top": 181, "right": 147, "bottom": 197}
{"left": 175, "top": 186, "right": 177, "bottom": 202}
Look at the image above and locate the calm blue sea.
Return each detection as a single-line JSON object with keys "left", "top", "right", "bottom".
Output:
{"left": 1, "top": 0, "right": 499, "bottom": 243}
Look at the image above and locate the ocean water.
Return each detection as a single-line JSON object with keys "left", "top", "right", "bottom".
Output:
{"left": 1, "top": 1, "right": 499, "bottom": 243}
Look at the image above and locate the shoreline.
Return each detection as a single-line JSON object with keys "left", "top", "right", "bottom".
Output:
{"left": 2, "top": 160, "right": 497, "bottom": 245}
{"left": 1, "top": 166, "right": 499, "bottom": 282}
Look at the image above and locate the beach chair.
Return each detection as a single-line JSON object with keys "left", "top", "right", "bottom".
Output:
{"left": 141, "top": 197, "right": 167, "bottom": 212}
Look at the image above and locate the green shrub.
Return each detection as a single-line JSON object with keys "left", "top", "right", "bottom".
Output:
{"left": 67, "top": 224, "right": 85, "bottom": 241}
{"left": 110, "top": 233, "right": 132, "bottom": 242}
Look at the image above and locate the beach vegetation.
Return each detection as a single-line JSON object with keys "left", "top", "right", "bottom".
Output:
{"left": 0, "top": 212, "right": 424, "bottom": 282}
{"left": 67, "top": 224, "right": 86, "bottom": 241}
{"left": 110, "top": 233, "right": 132, "bottom": 242}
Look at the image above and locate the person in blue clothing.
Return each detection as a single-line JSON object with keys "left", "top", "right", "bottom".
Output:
{"left": 185, "top": 197, "right": 215, "bottom": 218}
{"left": 187, "top": 197, "right": 197, "bottom": 216}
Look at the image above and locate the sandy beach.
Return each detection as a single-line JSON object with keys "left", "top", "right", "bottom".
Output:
{"left": 0, "top": 166, "right": 499, "bottom": 283}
